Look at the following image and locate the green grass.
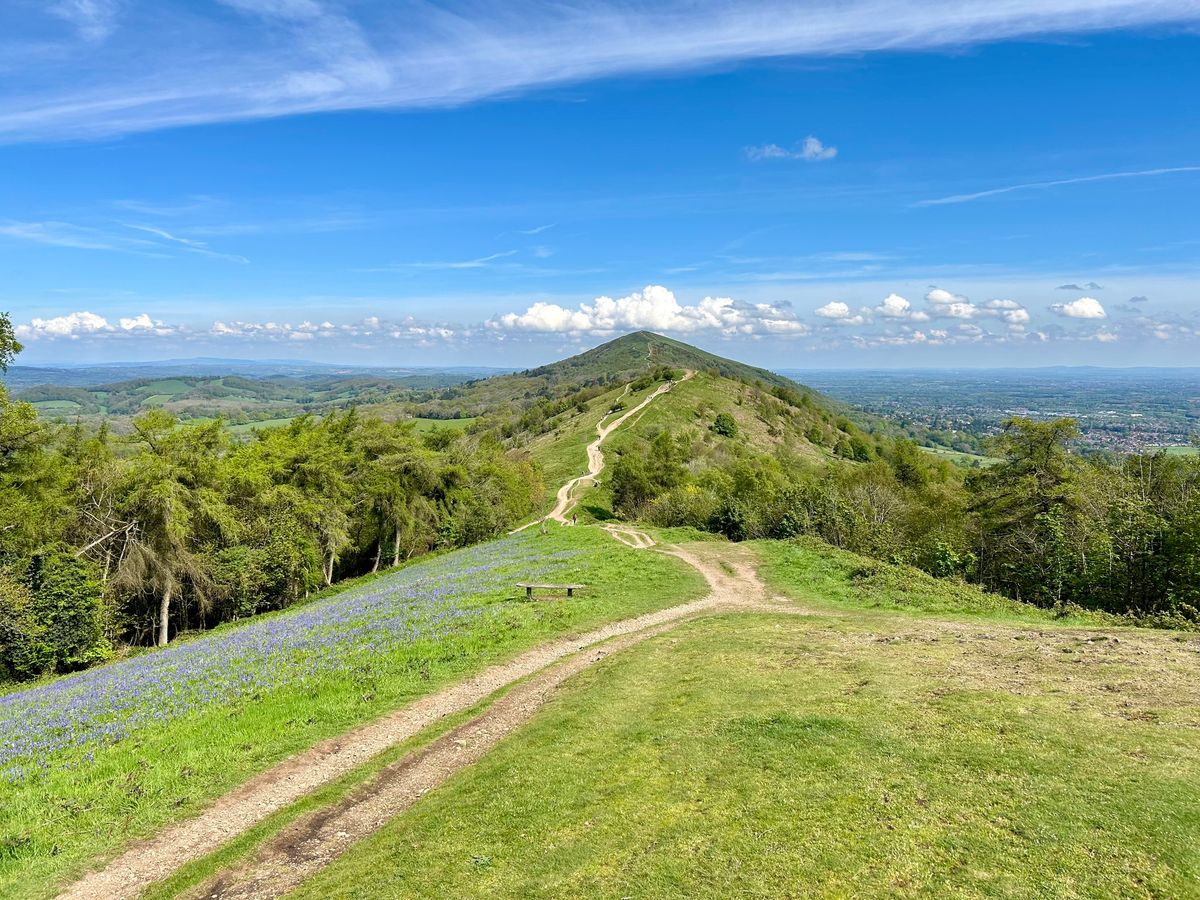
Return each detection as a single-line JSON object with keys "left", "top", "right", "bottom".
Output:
{"left": 141, "top": 379, "right": 191, "bottom": 395}
{"left": 1161, "top": 445, "right": 1200, "bottom": 457}
{"left": 753, "top": 536, "right": 1115, "bottom": 626}
{"left": 0, "top": 527, "right": 705, "bottom": 899}
{"left": 407, "top": 416, "right": 476, "bottom": 433}
{"left": 293, "top": 610, "right": 1200, "bottom": 898}
{"left": 604, "top": 371, "right": 824, "bottom": 463}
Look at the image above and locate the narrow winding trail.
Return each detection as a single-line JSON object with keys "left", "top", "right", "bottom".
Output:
{"left": 517, "top": 370, "right": 694, "bottom": 531}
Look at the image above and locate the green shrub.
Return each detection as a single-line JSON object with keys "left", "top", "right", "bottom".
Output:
{"left": 712, "top": 412, "right": 739, "bottom": 438}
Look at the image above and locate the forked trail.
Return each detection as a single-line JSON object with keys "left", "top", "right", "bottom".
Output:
{"left": 60, "top": 526, "right": 774, "bottom": 900}
{"left": 183, "top": 531, "right": 795, "bottom": 900}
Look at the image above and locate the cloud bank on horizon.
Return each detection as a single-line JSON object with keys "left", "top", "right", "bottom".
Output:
{"left": 13, "top": 283, "right": 1190, "bottom": 359}
{"left": 3, "top": 0, "right": 1200, "bottom": 142}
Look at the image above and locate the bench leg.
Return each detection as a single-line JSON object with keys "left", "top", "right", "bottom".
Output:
{"left": 567, "top": 587, "right": 574, "bottom": 597}
{"left": 526, "top": 586, "right": 533, "bottom": 600}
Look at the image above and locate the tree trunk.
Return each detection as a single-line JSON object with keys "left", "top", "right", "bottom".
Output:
{"left": 372, "top": 539, "right": 382, "bottom": 574}
{"left": 324, "top": 552, "right": 335, "bottom": 586}
{"left": 393, "top": 529, "right": 403, "bottom": 568}
{"left": 157, "top": 584, "right": 172, "bottom": 647}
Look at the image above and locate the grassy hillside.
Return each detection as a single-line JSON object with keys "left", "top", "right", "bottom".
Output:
{"left": 497, "top": 336, "right": 870, "bottom": 518}
{"left": 285, "top": 537, "right": 1200, "bottom": 898}
{"left": 0, "top": 528, "right": 705, "bottom": 899}
{"left": 424, "top": 331, "right": 828, "bottom": 418}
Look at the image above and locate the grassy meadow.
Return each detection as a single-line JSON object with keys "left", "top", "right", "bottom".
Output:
{"left": 288, "top": 541, "right": 1200, "bottom": 898}
{"left": 0, "top": 527, "right": 705, "bottom": 899}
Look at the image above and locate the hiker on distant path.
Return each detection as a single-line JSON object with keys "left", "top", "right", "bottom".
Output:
{"left": 571, "top": 513, "right": 578, "bottom": 526}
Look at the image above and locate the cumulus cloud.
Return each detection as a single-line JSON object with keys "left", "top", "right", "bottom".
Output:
{"left": 983, "top": 298, "right": 1031, "bottom": 326}
{"left": 745, "top": 136, "right": 837, "bottom": 162}
{"left": 16, "top": 311, "right": 111, "bottom": 339}
{"left": 1052, "top": 296, "right": 1107, "bottom": 319}
{"left": 813, "top": 301, "right": 866, "bottom": 326}
{"left": 16, "top": 310, "right": 182, "bottom": 340}
{"left": 492, "top": 285, "right": 808, "bottom": 336}
{"left": 875, "top": 293, "right": 910, "bottom": 318}
{"left": 925, "top": 288, "right": 958, "bottom": 304}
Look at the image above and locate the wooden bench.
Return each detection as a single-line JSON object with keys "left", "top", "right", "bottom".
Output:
{"left": 517, "top": 582, "right": 584, "bottom": 600}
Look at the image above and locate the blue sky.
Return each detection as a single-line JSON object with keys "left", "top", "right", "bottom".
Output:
{"left": 1, "top": 1, "right": 1198, "bottom": 368}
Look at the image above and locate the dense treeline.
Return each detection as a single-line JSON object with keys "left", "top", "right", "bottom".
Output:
{"left": 0, "top": 318, "right": 541, "bottom": 679}
{"left": 612, "top": 412, "right": 1200, "bottom": 627}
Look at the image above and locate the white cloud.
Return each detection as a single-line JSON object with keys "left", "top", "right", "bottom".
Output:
{"left": 1052, "top": 296, "right": 1107, "bottom": 319}
{"left": 119, "top": 313, "right": 154, "bottom": 331}
{"left": 924, "top": 288, "right": 1035, "bottom": 324}
{"left": 16, "top": 310, "right": 180, "bottom": 340}
{"left": 942, "top": 303, "right": 978, "bottom": 319}
{"left": 492, "top": 285, "right": 807, "bottom": 336}
{"left": 813, "top": 301, "right": 866, "bottom": 326}
{"left": 815, "top": 301, "right": 852, "bottom": 319}
{"left": 875, "top": 293, "right": 910, "bottom": 317}
{"left": 16, "top": 311, "right": 111, "bottom": 339}
{"left": 925, "top": 287, "right": 967, "bottom": 306}
{"left": 745, "top": 135, "right": 837, "bottom": 162}
{"left": 7, "top": 2, "right": 1196, "bottom": 142}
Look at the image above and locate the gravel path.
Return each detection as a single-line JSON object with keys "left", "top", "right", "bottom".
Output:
{"left": 181, "top": 531, "right": 802, "bottom": 899}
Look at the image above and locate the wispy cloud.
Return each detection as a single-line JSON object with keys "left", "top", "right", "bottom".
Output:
{"left": 50, "top": 0, "right": 122, "bottom": 44}
{"left": 0, "top": 220, "right": 161, "bottom": 253}
{"left": 745, "top": 136, "right": 837, "bottom": 162}
{"left": 518, "top": 224, "right": 555, "bottom": 235}
{"left": 915, "top": 166, "right": 1200, "bottom": 207}
{"left": 391, "top": 250, "right": 520, "bottom": 271}
{"left": 0, "top": 218, "right": 247, "bottom": 261}
{"left": 4, "top": 1, "right": 1199, "bottom": 141}
{"left": 123, "top": 223, "right": 250, "bottom": 263}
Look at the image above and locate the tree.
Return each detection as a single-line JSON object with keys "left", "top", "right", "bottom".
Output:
{"left": 0, "top": 311, "right": 21, "bottom": 373}
{"left": 969, "top": 418, "right": 1084, "bottom": 606}
{"left": 108, "top": 413, "right": 233, "bottom": 645}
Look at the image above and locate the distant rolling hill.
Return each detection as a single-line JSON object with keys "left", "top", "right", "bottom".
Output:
{"left": 474, "top": 332, "right": 877, "bottom": 503}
